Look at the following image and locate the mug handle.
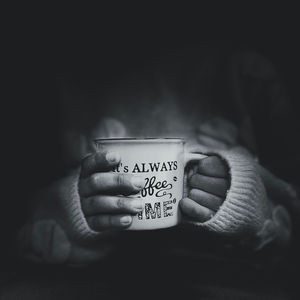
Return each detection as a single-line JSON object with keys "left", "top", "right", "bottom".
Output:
{"left": 184, "top": 152, "right": 207, "bottom": 166}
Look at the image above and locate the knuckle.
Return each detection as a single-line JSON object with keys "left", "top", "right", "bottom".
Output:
{"left": 190, "top": 204, "right": 198, "bottom": 217}
{"left": 116, "top": 174, "right": 125, "bottom": 186}
{"left": 108, "top": 215, "right": 114, "bottom": 227}
{"left": 90, "top": 173, "right": 100, "bottom": 188}
{"left": 189, "top": 188, "right": 203, "bottom": 199}
{"left": 116, "top": 197, "right": 125, "bottom": 210}
{"left": 205, "top": 209, "right": 214, "bottom": 220}
{"left": 179, "top": 198, "right": 186, "bottom": 209}
{"left": 189, "top": 188, "right": 199, "bottom": 198}
{"left": 190, "top": 174, "right": 200, "bottom": 186}
{"left": 95, "top": 151, "right": 105, "bottom": 166}
{"left": 180, "top": 198, "right": 189, "bottom": 212}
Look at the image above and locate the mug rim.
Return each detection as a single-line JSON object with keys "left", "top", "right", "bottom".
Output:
{"left": 94, "top": 137, "right": 185, "bottom": 144}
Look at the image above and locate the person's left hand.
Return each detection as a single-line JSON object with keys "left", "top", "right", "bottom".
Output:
{"left": 180, "top": 156, "right": 230, "bottom": 222}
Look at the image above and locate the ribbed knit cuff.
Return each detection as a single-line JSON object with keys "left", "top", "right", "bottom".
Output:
{"left": 187, "top": 146, "right": 272, "bottom": 237}
{"left": 58, "top": 169, "right": 102, "bottom": 243}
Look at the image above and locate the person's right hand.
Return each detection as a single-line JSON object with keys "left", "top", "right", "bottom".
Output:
{"left": 78, "top": 151, "right": 145, "bottom": 232}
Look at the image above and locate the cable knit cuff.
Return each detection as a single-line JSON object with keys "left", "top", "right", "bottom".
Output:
{"left": 187, "top": 146, "right": 272, "bottom": 237}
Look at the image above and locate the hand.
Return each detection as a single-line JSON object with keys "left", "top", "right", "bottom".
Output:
{"left": 78, "top": 151, "right": 145, "bottom": 231}
{"left": 180, "top": 156, "right": 229, "bottom": 222}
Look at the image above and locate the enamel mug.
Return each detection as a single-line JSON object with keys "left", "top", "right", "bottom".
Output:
{"left": 94, "top": 138, "right": 206, "bottom": 230}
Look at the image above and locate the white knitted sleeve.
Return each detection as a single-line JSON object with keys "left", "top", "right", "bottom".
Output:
{"left": 186, "top": 147, "right": 272, "bottom": 237}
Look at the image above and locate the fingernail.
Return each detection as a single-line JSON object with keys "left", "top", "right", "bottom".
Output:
{"left": 131, "top": 176, "right": 145, "bottom": 189}
{"left": 120, "top": 215, "right": 132, "bottom": 225}
{"left": 106, "top": 152, "right": 120, "bottom": 163}
{"left": 131, "top": 199, "right": 143, "bottom": 211}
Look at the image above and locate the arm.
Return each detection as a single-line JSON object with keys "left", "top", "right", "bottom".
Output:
{"left": 180, "top": 51, "right": 300, "bottom": 256}
{"left": 180, "top": 117, "right": 294, "bottom": 255}
{"left": 237, "top": 51, "right": 300, "bottom": 255}
{"left": 17, "top": 148, "right": 145, "bottom": 265}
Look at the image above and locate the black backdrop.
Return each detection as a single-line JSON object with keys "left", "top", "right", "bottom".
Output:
{"left": 4, "top": 15, "right": 300, "bottom": 241}
{"left": 9, "top": 20, "right": 300, "bottom": 187}
{"left": 3, "top": 13, "right": 300, "bottom": 295}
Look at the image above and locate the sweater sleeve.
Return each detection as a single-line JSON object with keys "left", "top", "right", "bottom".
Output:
{"left": 233, "top": 51, "right": 300, "bottom": 253}
{"left": 31, "top": 168, "right": 102, "bottom": 243}
{"left": 16, "top": 168, "right": 111, "bottom": 264}
{"left": 185, "top": 146, "right": 292, "bottom": 251}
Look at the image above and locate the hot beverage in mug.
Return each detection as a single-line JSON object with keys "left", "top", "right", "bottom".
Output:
{"left": 94, "top": 138, "right": 205, "bottom": 230}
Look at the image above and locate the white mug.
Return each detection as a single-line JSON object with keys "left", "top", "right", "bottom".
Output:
{"left": 94, "top": 138, "right": 206, "bottom": 230}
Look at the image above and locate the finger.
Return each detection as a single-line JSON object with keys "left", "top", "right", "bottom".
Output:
{"left": 197, "top": 156, "right": 228, "bottom": 178}
{"left": 81, "top": 151, "right": 121, "bottom": 178}
{"left": 189, "top": 174, "right": 229, "bottom": 197}
{"left": 87, "top": 214, "right": 133, "bottom": 231}
{"left": 189, "top": 188, "right": 224, "bottom": 212}
{"left": 81, "top": 195, "right": 143, "bottom": 216}
{"left": 79, "top": 173, "right": 145, "bottom": 197}
{"left": 180, "top": 197, "right": 215, "bottom": 222}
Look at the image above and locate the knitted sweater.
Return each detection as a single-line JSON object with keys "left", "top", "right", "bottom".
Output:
{"left": 23, "top": 144, "right": 292, "bottom": 262}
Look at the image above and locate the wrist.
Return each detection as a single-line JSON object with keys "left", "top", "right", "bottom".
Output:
{"left": 185, "top": 146, "right": 272, "bottom": 235}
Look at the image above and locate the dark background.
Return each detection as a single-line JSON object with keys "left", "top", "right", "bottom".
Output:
{"left": 4, "top": 9, "right": 300, "bottom": 241}
{"left": 2, "top": 10, "right": 300, "bottom": 298}
{"left": 9, "top": 16, "right": 300, "bottom": 186}
{"left": 4, "top": 9, "right": 300, "bottom": 249}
